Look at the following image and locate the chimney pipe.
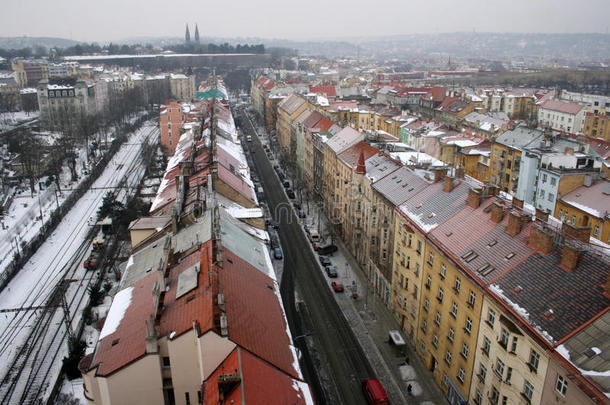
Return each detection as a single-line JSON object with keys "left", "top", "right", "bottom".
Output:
{"left": 560, "top": 243, "right": 580, "bottom": 271}
{"left": 506, "top": 210, "right": 522, "bottom": 236}
{"left": 490, "top": 202, "right": 504, "bottom": 223}
{"left": 467, "top": 187, "right": 481, "bottom": 209}
{"left": 528, "top": 225, "right": 554, "bottom": 254}
{"left": 443, "top": 175, "right": 455, "bottom": 193}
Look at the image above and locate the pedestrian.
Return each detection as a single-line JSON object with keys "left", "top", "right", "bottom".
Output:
{"left": 407, "top": 384, "right": 412, "bottom": 396}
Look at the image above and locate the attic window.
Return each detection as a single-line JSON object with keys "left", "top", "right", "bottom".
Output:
{"left": 462, "top": 250, "right": 479, "bottom": 263}
{"left": 542, "top": 309, "right": 554, "bottom": 320}
{"left": 266, "top": 284, "right": 274, "bottom": 291}
{"left": 428, "top": 213, "right": 436, "bottom": 219}
{"left": 504, "top": 252, "right": 516, "bottom": 260}
{"left": 187, "top": 294, "right": 196, "bottom": 302}
{"left": 391, "top": 175, "right": 397, "bottom": 179}
{"left": 477, "top": 263, "right": 490, "bottom": 273}
{"left": 584, "top": 347, "right": 602, "bottom": 358}
{"left": 226, "top": 258, "right": 233, "bottom": 264}
{"left": 408, "top": 188, "right": 414, "bottom": 192}
{"left": 145, "top": 267, "right": 153, "bottom": 273}
{"left": 416, "top": 204, "right": 422, "bottom": 209}
{"left": 487, "top": 240, "right": 498, "bottom": 247}
{"left": 111, "top": 338, "right": 120, "bottom": 346}
{"left": 445, "top": 231, "right": 453, "bottom": 237}
{"left": 481, "top": 265, "right": 495, "bottom": 276}
{"left": 513, "top": 285, "right": 523, "bottom": 294}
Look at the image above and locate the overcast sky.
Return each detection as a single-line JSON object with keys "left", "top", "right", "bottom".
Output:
{"left": 1, "top": 0, "right": 609, "bottom": 42}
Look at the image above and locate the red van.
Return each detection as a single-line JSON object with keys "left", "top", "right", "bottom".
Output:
{"left": 362, "top": 379, "right": 389, "bottom": 405}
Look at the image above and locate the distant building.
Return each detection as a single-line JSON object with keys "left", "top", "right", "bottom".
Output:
{"left": 11, "top": 58, "right": 49, "bottom": 87}
{"left": 537, "top": 99, "right": 585, "bottom": 133}
{"left": 37, "top": 78, "right": 96, "bottom": 129}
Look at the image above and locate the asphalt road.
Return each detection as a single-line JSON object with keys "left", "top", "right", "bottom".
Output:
{"left": 237, "top": 110, "right": 374, "bottom": 405}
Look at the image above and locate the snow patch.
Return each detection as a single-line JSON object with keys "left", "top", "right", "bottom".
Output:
{"left": 99, "top": 287, "right": 133, "bottom": 340}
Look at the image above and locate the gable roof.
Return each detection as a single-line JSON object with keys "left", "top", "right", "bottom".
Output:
{"left": 326, "top": 126, "right": 364, "bottom": 154}
{"left": 338, "top": 141, "right": 378, "bottom": 169}
{"left": 373, "top": 166, "right": 430, "bottom": 206}
{"left": 540, "top": 99, "right": 584, "bottom": 115}
{"left": 278, "top": 93, "right": 306, "bottom": 115}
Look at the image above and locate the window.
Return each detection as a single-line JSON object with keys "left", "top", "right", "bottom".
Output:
{"left": 454, "top": 277, "right": 461, "bottom": 293}
{"left": 416, "top": 240, "right": 422, "bottom": 254}
{"left": 491, "top": 386, "right": 500, "bottom": 405}
{"left": 550, "top": 177, "right": 557, "bottom": 186}
{"left": 465, "top": 317, "right": 472, "bottom": 334}
{"left": 479, "top": 363, "right": 487, "bottom": 382}
{"left": 571, "top": 215, "right": 576, "bottom": 224}
{"left": 461, "top": 343, "right": 469, "bottom": 359}
{"left": 483, "top": 336, "right": 491, "bottom": 356}
{"left": 422, "top": 320, "right": 427, "bottom": 333}
{"left": 468, "top": 291, "right": 476, "bottom": 307}
{"left": 420, "top": 340, "right": 426, "bottom": 354}
{"left": 506, "top": 367, "right": 513, "bottom": 384}
{"left": 548, "top": 192, "right": 554, "bottom": 202}
{"left": 440, "top": 263, "right": 446, "bottom": 279}
{"left": 487, "top": 308, "right": 496, "bottom": 326}
{"left": 539, "top": 189, "right": 545, "bottom": 199}
{"left": 556, "top": 375, "right": 568, "bottom": 396}
{"left": 185, "top": 392, "right": 191, "bottom": 405}
{"left": 435, "top": 311, "right": 441, "bottom": 326}
{"left": 529, "top": 350, "right": 540, "bottom": 373}
{"left": 594, "top": 226, "right": 600, "bottom": 237}
{"left": 511, "top": 337, "right": 518, "bottom": 353}
{"left": 523, "top": 380, "right": 534, "bottom": 401}
{"left": 424, "top": 297, "right": 429, "bottom": 312}
{"left": 475, "top": 389, "right": 483, "bottom": 405}
{"left": 445, "top": 350, "right": 452, "bottom": 365}
{"left": 162, "top": 357, "right": 171, "bottom": 367}
{"left": 500, "top": 328, "right": 509, "bottom": 349}
{"left": 448, "top": 327, "right": 454, "bottom": 342}
{"left": 451, "top": 302, "right": 458, "bottom": 318}
{"left": 458, "top": 367, "right": 465, "bottom": 383}
{"left": 426, "top": 275, "right": 431, "bottom": 289}
{"left": 428, "top": 251, "right": 434, "bottom": 265}
{"left": 495, "top": 358, "right": 505, "bottom": 378}
{"left": 438, "top": 287, "right": 444, "bottom": 302}
{"left": 433, "top": 334, "right": 439, "bottom": 348}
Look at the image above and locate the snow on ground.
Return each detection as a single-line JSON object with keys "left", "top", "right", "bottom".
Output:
{"left": 0, "top": 122, "right": 159, "bottom": 382}
{"left": 56, "top": 376, "right": 85, "bottom": 404}
{"left": 0, "top": 111, "right": 38, "bottom": 131}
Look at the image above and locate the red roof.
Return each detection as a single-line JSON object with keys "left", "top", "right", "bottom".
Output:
{"left": 220, "top": 249, "right": 301, "bottom": 379}
{"left": 159, "top": 243, "right": 214, "bottom": 337}
{"left": 540, "top": 99, "right": 584, "bottom": 115}
{"left": 90, "top": 271, "right": 159, "bottom": 376}
{"left": 203, "top": 348, "right": 313, "bottom": 405}
{"left": 217, "top": 163, "right": 256, "bottom": 205}
{"left": 309, "top": 85, "right": 336, "bottom": 98}
{"left": 338, "top": 141, "right": 378, "bottom": 169}
{"left": 302, "top": 111, "right": 324, "bottom": 129}
{"left": 313, "top": 117, "right": 334, "bottom": 133}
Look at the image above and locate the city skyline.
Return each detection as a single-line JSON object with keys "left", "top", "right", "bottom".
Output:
{"left": 1, "top": 0, "right": 609, "bottom": 43}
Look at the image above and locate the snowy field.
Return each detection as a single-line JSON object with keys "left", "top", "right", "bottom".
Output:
{"left": 0, "top": 121, "right": 159, "bottom": 404}
{"left": 0, "top": 111, "right": 38, "bottom": 131}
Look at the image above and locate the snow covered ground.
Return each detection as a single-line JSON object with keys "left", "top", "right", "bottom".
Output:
{"left": 0, "top": 122, "right": 159, "bottom": 404}
{"left": 0, "top": 111, "right": 38, "bottom": 131}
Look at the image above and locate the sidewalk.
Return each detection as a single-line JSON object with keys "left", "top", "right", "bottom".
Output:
{"left": 303, "top": 200, "right": 447, "bottom": 405}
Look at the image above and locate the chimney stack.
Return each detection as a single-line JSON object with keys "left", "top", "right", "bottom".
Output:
{"left": 535, "top": 207, "right": 549, "bottom": 222}
{"left": 467, "top": 187, "right": 482, "bottom": 209}
{"left": 434, "top": 168, "right": 446, "bottom": 183}
{"left": 512, "top": 197, "right": 524, "bottom": 209}
{"left": 490, "top": 202, "right": 504, "bottom": 223}
{"left": 443, "top": 175, "right": 456, "bottom": 193}
{"left": 528, "top": 224, "right": 554, "bottom": 254}
{"left": 560, "top": 243, "right": 580, "bottom": 271}
{"left": 506, "top": 210, "right": 522, "bottom": 236}
{"left": 561, "top": 222, "right": 591, "bottom": 244}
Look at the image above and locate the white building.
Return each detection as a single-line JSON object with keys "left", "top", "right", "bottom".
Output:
{"left": 537, "top": 99, "right": 585, "bottom": 133}
{"left": 37, "top": 78, "right": 96, "bottom": 128}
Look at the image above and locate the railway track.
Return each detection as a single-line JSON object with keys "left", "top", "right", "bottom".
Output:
{"left": 0, "top": 123, "right": 159, "bottom": 404}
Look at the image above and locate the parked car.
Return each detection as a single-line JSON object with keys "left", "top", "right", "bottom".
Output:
{"left": 325, "top": 265, "right": 338, "bottom": 278}
{"left": 298, "top": 209, "right": 306, "bottom": 218}
{"left": 273, "top": 247, "right": 283, "bottom": 260}
{"left": 331, "top": 281, "right": 344, "bottom": 292}
{"left": 362, "top": 379, "right": 389, "bottom": 405}
{"left": 317, "top": 244, "right": 338, "bottom": 256}
{"left": 283, "top": 180, "right": 290, "bottom": 189}
{"left": 319, "top": 255, "right": 331, "bottom": 267}
{"left": 287, "top": 189, "right": 296, "bottom": 199}
{"left": 266, "top": 219, "right": 279, "bottom": 229}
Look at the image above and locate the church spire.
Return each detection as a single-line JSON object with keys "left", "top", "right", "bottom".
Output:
{"left": 194, "top": 24, "right": 200, "bottom": 43}
{"left": 185, "top": 24, "right": 191, "bottom": 43}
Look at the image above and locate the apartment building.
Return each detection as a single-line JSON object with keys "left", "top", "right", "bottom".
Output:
{"left": 538, "top": 99, "right": 585, "bottom": 133}
{"left": 36, "top": 78, "right": 96, "bottom": 129}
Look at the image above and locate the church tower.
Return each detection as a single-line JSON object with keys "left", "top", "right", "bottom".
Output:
{"left": 185, "top": 24, "right": 191, "bottom": 43}
{"left": 194, "top": 24, "right": 200, "bottom": 43}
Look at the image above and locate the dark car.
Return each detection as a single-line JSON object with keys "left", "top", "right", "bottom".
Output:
{"left": 317, "top": 244, "right": 338, "bottom": 256}
{"left": 319, "top": 255, "right": 331, "bottom": 267}
{"left": 298, "top": 209, "right": 306, "bottom": 218}
{"left": 266, "top": 219, "right": 279, "bottom": 229}
{"left": 283, "top": 180, "right": 290, "bottom": 189}
{"left": 325, "top": 265, "right": 338, "bottom": 278}
{"left": 278, "top": 172, "right": 286, "bottom": 181}
{"left": 331, "top": 281, "right": 344, "bottom": 292}
{"left": 287, "top": 189, "right": 296, "bottom": 199}
{"left": 273, "top": 247, "right": 283, "bottom": 260}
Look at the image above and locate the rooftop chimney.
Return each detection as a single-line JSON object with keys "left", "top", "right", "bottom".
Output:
{"left": 506, "top": 210, "right": 522, "bottom": 236}
{"left": 443, "top": 175, "right": 456, "bottom": 193}
{"left": 561, "top": 221, "right": 591, "bottom": 244}
{"left": 433, "top": 168, "right": 446, "bottom": 183}
{"left": 512, "top": 197, "right": 524, "bottom": 209}
{"left": 467, "top": 187, "right": 482, "bottom": 209}
{"left": 560, "top": 243, "right": 580, "bottom": 271}
{"left": 535, "top": 207, "right": 549, "bottom": 222}
{"left": 490, "top": 202, "right": 504, "bottom": 223}
{"left": 355, "top": 151, "right": 366, "bottom": 174}
{"left": 529, "top": 225, "right": 554, "bottom": 254}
